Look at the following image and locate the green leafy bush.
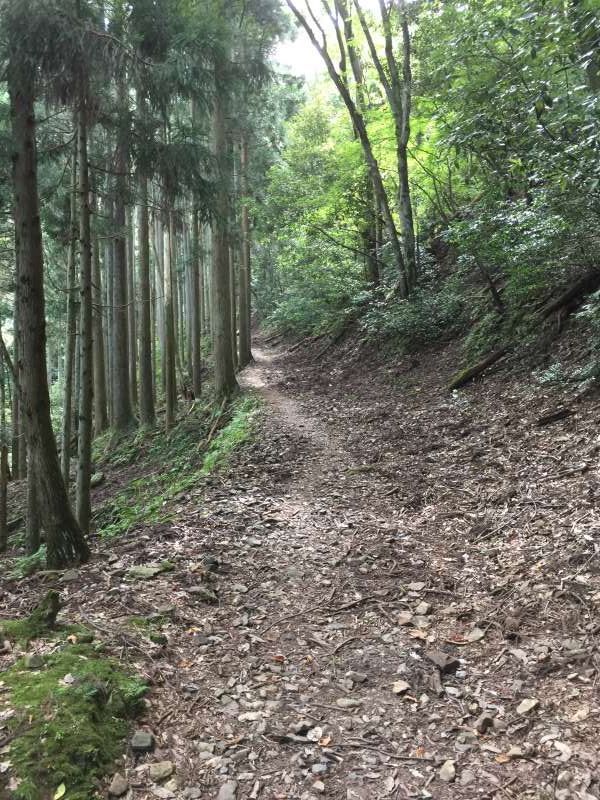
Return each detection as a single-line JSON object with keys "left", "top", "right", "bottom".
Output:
{"left": 361, "top": 282, "right": 469, "bottom": 351}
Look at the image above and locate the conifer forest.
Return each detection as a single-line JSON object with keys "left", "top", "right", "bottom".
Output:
{"left": 0, "top": 1, "right": 599, "bottom": 798}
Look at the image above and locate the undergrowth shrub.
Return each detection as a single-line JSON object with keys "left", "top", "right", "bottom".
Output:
{"left": 361, "top": 281, "right": 468, "bottom": 351}
{"left": 94, "top": 395, "right": 260, "bottom": 537}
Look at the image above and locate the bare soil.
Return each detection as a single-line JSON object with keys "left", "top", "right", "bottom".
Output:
{"left": 2, "top": 335, "right": 600, "bottom": 800}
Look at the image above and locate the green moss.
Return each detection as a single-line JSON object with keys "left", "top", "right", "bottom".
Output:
{"left": 201, "top": 396, "right": 260, "bottom": 475}
{"left": 94, "top": 395, "right": 261, "bottom": 538}
{"left": 1, "top": 591, "right": 61, "bottom": 644}
{"left": 4, "top": 547, "right": 47, "bottom": 579}
{"left": 1, "top": 644, "right": 146, "bottom": 800}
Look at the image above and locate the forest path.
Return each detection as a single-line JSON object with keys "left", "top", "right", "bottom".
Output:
{"left": 101, "top": 337, "right": 596, "bottom": 800}
{"left": 19, "top": 337, "right": 597, "bottom": 800}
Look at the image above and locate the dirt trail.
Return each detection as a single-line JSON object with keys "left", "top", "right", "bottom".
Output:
{"left": 104, "top": 339, "right": 594, "bottom": 800}
{"left": 3, "top": 338, "right": 600, "bottom": 800}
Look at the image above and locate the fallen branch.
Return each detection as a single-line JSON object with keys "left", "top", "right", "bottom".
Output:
{"left": 447, "top": 347, "right": 508, "bottom": 390}
{"left": 542, "top": 269, "right": 600, "bottom": 319}
{"left": 535, "top": 407, "right": 573, "bottom": 427}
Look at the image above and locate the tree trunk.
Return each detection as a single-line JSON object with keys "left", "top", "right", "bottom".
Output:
{"left": 61, "top": 144, "right": 78, "bottom": 486}
{"left": 112, "top": 79, "right": 136, "bottom": 435}
{"left": 190, "top": 208, "right": 202, "bottom": 397}
{"left": 104, "top": 205, "right": 114, "bottom": 425}
{"left": 9, "top": 59, "right": 89, "bottom": 568}
{"left": 164, "top": 211, "right": 178, "bottom": 429}
{"left": 211, "top": 78, "right": 239, "bottom": 399}
{"left": 238, "top": 136, "right": 252, "bottom": 367}
{"left": 287, "top": 0, "right": 408, "bottom": 295}
{"left": 0, "top": 359, "right": 7, "bottom": 553}
{"left": 11, "top": 292, "right": 23, "bottom": 479}
{"left": 230, "top": 246, "right": 238, "bottom": 371}
{"left": 26, "top": 449, "right": 40, "bottom": 555}
{"left": 138, "top": 178, "right": 155, "bottom": 426}
{"left": 92, "top": 217, "right": 108, "bottom": 434}
{"left": 75, "top": 90, "right": 93, "bottom": 535}
{"left": 127, "top": 205, "right": 138, "bottom": 407}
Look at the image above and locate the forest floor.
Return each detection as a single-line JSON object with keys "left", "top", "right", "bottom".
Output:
{"left": 2, "top": 334, "right": 600, "bottom": 800}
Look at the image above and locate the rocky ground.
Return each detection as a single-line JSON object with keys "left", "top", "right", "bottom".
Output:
{"left": 2, "top": 335, "right": 600, "bottom": 800}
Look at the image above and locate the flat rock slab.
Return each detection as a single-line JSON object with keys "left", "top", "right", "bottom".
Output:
{"left": 425, "top": 648, "right": 460, "bottom": 674}
{"left": 131, "top": 730, "right": 155, "bottom": 753}
{"left": 108, "top": 774, "right": 129, "bottom": 797}
{"left": 149, "top": 761, "right": 174, "bottom": 782}
{"left": 217, "top": 781, "right": 238, "bottom": 800}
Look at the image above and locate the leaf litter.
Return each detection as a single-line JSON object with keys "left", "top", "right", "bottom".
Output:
{"left": 1, "top": 336, "right": 600, "bottom": 799}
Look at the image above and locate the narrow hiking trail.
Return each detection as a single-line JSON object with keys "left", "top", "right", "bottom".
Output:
{"left": 4, "top": 339, "right": 600, "bottom": 800}
{"left": 97, "top": 339, "right": 598, "bottom": 800}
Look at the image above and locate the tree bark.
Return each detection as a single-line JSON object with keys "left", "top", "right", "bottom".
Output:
{"left": 9, "top": 57, "right": 89, "bottom": 568}
{"left": 11, "top": 291, "right": 23, "bottom": 479}
{"left": 138, "top": 177, "right": 155, "bottom": 426}
{"left": 190, "top": 208, "right": 203, "bottom": 397}
{"left": 0, "top": 358, "right": 8, "bottom": 553}
{"left": 238, "top": 136, "right": 252, "bottom": 367}
{"left": 75, "top": 87, "right": 94, "bottom": 535}
{"left": 164, "top": 210, "right": 178, "bottom": 429}
{"left": 26, "top": 449, "right": 40, "bottom": 555}
{"left": 127, "top": 205, "right": 138, "bottom": 407}
{"left": 92, "top": 215, "right": 108, "bottom": 433}
{"left": 112, "top": 76, "right": 136, "bottom": 434}
{"left": 61, "top": 142, "right": 78, "bottom": 486}
{"left": 211, "top": 74, "right": 239, "bottom": 399}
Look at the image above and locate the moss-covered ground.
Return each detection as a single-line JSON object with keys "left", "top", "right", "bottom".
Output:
{"left": 0, "top": 642, "right": 146, "bottom": 800}
{"left": 94, "top": 394, "right": 261, "bottom": 537}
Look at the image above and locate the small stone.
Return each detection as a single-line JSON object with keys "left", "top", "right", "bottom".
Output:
{"left": 556, "top": 771, "right": 571, "bottom": 789}
{"left": 312, "top": 763, "right": 328, "bottom": 774}
{"left": 131, "top": 730, "right": 155, "bottom": 753}
{"left": 183, "top": 789, "right": 202, "bottom": 800}
{"left": 313, "top": 780, "right": 326, "bottom": 793}
{"left": 460, "top": 770, "right": 475, "bottom": 786}
{"left": 108, "top": 774, "right": 129, "bottom": 797}
{"left": 425, "top": 649, "right": 459, "bottom": 675}
{"left": 516, "top": 698, "right": 539, "bottom": 715}
{"left": 187, "top": 586, "right": 218, "bottom": 604}
{"left": 439, "top": 760, "right": 456, "bottom": 782}
{"left": 467, "top": 627, "right": 485, "bottom": 642}
{"left": 336, "top": 697, "right": 362, "bottom": 708}
{"left": 149, "top": 761, "right": 174, "bottom": 782}
{"left": 397, "top": 611, "right": 414, "bottom": 626}
{"left": 128, "top": 565, "right": 163, "bottom": 580}
{"left": 406, "top": 582, "right": 426, "bottom": 592}
{"left": 232, "top": 584, "right": 249, "bottom": 594}
{"left": 345, "top": 671, "right": 367, "bottom": 684}
{"left": 202, "top": 554, "right": 220, "bottom": 572}
{"left": 90, "top": 472, "right": 105, "bottom": 488}
{"left": 414, "top": 601, "right": 432, "bottom": 616}
{"left": 474, "top": 712, "right": 494, "bottom": 734}
{"left": 217, "top": 781, "right": 238, "bottom": 800}
{"left": 24, "top": 654, "right": 44, "bottom": 670}
{"left": 392, "top": 680, "right": 410, "bottom": 695}
{"left": 60, "top": 569, "right": 79, "bottom": 583}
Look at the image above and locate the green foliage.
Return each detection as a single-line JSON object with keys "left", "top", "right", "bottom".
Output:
{"left": 201, "top": 396, "right": 260, "bottom": 474}
{"left": 95, "top": 395, "right": 260, "bottom": 537}
{"left": 1, "top": 644, "right": 146, "bottom": 800}
{"left": 5, "top": 547, "right": 47, "bottom": 580}
{"left": 463, "top": 312, "right": 503, "bottom": 361}
{"left": 361, "top": 282, "right": 469, "bottom": 352}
